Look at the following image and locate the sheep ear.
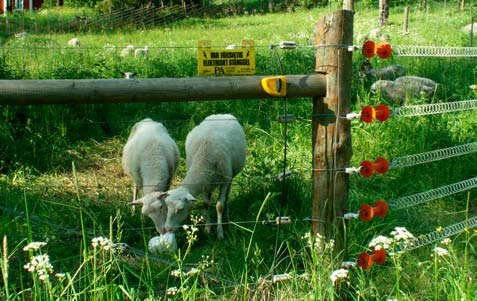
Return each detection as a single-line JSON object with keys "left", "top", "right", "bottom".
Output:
{"left": 129, "top": 200, "right": 144, "bottom": 206}
{"left": 186, "top": 193, "right": 196, "bottom": 202}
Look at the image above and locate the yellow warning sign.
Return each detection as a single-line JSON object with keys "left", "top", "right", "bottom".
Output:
{"left": 198, "top": 40, "right": 256, "bottom": 76}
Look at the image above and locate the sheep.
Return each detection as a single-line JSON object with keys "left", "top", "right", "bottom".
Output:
{"left": 122, "top": 118, "right": 180, "bottom": 222}
{"left": 134, "top": 45, "right": 149, "bottom": 57}
{"left": 120, "top": 45, "right": 135, "bottom": 57}
{"left": 15, "top": 31, "right": 28, "bottom": 39}
{"left": 121, "top": 71, "right": 136, "bottom": 79}
{"left": 68, "top": 38, "right": 80, "bottom": 47}
{"left": 161, "top": 114, "right": 247, "bottom": 242}
{"left": 359, "top": 60, "right": 407, "bottom": 81}
{"left": 370, "top": 76, "right": 437, "bottom": 106}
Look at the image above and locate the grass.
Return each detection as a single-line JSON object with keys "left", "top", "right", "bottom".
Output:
{"left": 0, "top": 1, "right": 477, "bottom": 300}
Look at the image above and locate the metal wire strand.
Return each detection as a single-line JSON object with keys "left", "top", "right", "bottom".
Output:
{"left": 394, "top": 100, "right": 477, "bottom": 117}
{"left": 389, "top": 177, "right": 477, "bottom": 210}
{"left": 394, "top": 216, "right": 477, "bottom": 253}
{"left": 390, "top": 142, "right": 477, "bottom": 168}
{"left": 393, "top": 46, "right": 477, "bottom": 57}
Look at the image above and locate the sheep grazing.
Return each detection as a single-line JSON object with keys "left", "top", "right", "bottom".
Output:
{"left": 162, "top": 114, "right": 247, "bottom": 242}
{"left": 134, "top": 45, "right": 149, "bottom": 57}
{"left": 15, "top": 31, "right": 28, "bottom": 39}
{"left": 121, "top": 71, "right": 136, "bottom": 79}
{"left": 360, "top": 60, "right": 407, "bottom": 81}
{"left": 120, "top": 45, "right": 135, "bottom": 57}
{"left": 68, "top": 38, "right": 80, "bottom": 47}
{"left": 370, "top": 76, "right": 437, "bottom": 106}
{"left": 122, "top": 118, "right": 180, "bottom": 221}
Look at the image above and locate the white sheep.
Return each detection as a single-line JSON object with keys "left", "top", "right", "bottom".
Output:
{"left": 121, "top": 71, "right": 136, "bottom": 79}
{"left": 161, "top": 114, "right": 247, "bottom": 242}
{"left": 370, "top": 76, "right": 437, "bottom": 105}
{"left": 134, "top": 45, "right": 149, "bottom": 57}
{"left": 122, "top": 118, "right": 180, "bottom": 225}
{"left": 120, "top": 45, "right": 135, "bottom": 57}
{"left": 360, "top": 60, "right": 407, "bottom": 81}
{"left": 68, "top": 38, "right": 80, "bottom": 47}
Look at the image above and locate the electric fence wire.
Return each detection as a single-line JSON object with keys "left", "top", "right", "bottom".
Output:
{"left": 269, "top": 44, "right": 290, "bottom": 286}
{"left": 393, "top": 46, "right": 477, "bottom": 57}
{"left": 390, "top": 142, "right": 477, "bottom": 168}
{"left": 393, "top": 99, "right": 477, "bottom": 117}
{"left": 393, "top": 216, "right": 477, "bottom": 254}
{"left": 388, "top": 176, "right": 477, "bottom": 210}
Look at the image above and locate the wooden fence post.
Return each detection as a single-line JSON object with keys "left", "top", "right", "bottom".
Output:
{"left": 403, "top": 5, "right": 409, "bottom": 34}
{"left": 312, "top": 10, "right": 353, "bottom": 254}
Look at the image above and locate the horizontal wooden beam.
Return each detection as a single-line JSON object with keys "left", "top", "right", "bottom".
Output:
{"left": 0, "top": 74, "right": 326, "bottom": 105}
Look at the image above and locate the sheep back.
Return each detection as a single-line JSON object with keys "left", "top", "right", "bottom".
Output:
{"left": 122, "top": 118, "right": 180, "bottom": 195}
{"left": 185, "top": 114, "right": 246, "bottom": 184}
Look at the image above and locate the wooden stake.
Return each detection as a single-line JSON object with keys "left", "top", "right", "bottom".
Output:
{"left": 312, "top": 10, "right": 353, "bottom": 254}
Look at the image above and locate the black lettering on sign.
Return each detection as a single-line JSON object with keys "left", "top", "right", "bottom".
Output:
{"left": 203, "top": 60, "right": 228, "bottom": 66}
{"left": 215, "top": 67, "right": 225, "bottom": 75}
{"left": 228, "top": 59, "right": 250, "bottom": 66}
{"left": 220, "top": 52, "right": 244, "bottom": 58}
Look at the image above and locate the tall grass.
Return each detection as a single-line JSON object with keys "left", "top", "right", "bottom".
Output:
{"left": 0, "top": 2, "right": 476, "bottom": 300}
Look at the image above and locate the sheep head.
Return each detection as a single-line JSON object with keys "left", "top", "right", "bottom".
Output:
{"left": 130, "top": 191, "right": 168, "bottom": 235}
{"left": 164, "top": 187, "right": 196, "bottom": 233}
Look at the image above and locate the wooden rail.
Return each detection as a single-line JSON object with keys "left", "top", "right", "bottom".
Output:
{"left": 0, "top": 74, "right": 326, "bottom": 105}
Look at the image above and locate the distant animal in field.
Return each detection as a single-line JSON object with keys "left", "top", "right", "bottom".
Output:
{"left": 360, "top": 60, "right": 407, "bottom": 81}
{"left": 370, "top": 76, "right": 437, "bottom": 106}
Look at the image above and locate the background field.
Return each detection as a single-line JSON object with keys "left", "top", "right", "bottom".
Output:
{"left": 0, "top": 1, "right": 476, "bottom": 300}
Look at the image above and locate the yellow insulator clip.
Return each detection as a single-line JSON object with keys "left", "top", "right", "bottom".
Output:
{"left": 261, "top": 76, "right": 287, "bottom": 97}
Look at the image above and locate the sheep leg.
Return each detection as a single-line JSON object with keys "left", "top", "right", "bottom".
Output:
{"left": 216, "top": 183, "right": 231, "bottom": 240}
{"left": 131, "top": 185, "right": 139, "bottom": 214}
{"left": 203, "top": 194, "right": 212, "bottom": 234}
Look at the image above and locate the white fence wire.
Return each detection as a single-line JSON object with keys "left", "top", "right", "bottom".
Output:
{"left": 389, "top": 177, "right": 477, "bottom": 210}
{"left": 390, "top": 142, "right": 477, "bottom": 168}
{"left": 393, "top": 100, "right": 477, "bottom": 117}
{"left": 393, "top": 46, "right": 477, "bottom": 57}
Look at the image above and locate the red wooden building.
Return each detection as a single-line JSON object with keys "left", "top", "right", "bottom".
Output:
{"left": 1, "top": 0, "right": 62, "bottom": 13}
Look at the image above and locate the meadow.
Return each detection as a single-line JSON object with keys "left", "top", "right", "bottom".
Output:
{"left": 0, "top": 1, "right": 476, "bottom": 300}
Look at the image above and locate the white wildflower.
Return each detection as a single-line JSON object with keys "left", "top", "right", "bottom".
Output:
{"left": 23, "top": 254, "right": 54, "bottom": 282}
{"left": 330, "top": 268, "right": 348, "bottom": 285}
{"left": 301, "top": 231, "right": 324, "bottom": 250}
{"left": 55, "top": 273, "right": 66, "bottom": 279}
{"left": 390, "top": 227, "right": 415, "bottom": 241}
{"left": 91, "top": 237, "right": 113, "bottom": 251}
{"left": 170, "top": 269, "right": 182, "bottom": 278}
{"left": 433, "top": 247, "right": 449, "bottom": 257}
{"left": 166, "top": 286, "right": 178, "bottom": 296}
{"left": 368, "top": 235, "right": 393, "bottom": 250}
{"left": 440, "top": 238, "right": 452, "bottom": 245}
{"left": 23, "top": 242, "right": 47, "bottom": 251}
{"left": 190, "top": 215, "right": 204, "bottom": 225}
{"left": 390, "top": 227, "right": 415, "bottom": 249}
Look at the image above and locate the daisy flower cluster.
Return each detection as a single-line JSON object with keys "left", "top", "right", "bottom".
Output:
{"left": 390, "top": 227, "right": 415, "bottom": 249}
{"left": 368, "top": 235, "right": 393, "bottom": 250}
{"left": 91, "top": 236, "right": 114, "bottom": 251}
{"left": 330, "top": 268, "right": 349, "bottom": 286}
{"left": 23, "top": 242, "right": 53, "bottom": 282}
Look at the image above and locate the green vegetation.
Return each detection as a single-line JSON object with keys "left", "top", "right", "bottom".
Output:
{"left": 1, "top": 2, "right": 476, "bottom": 300}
